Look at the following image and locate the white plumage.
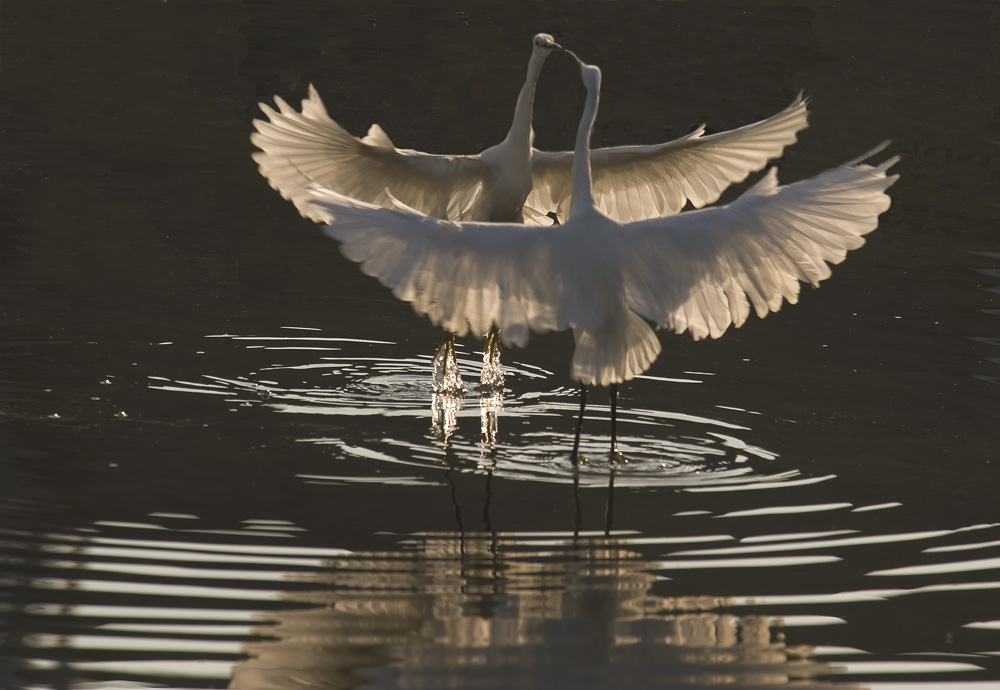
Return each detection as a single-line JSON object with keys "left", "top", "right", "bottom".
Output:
{"left": 252, "top": 33, "right": 810, "bottom": 395}
{"left": 251, "top": 36, "right": 809, "bottom": 227}
{"left": 308, "top": 60, "right": 897, "bottom": 390}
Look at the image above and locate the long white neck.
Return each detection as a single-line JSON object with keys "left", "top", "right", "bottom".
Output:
{"left": 505, "top": 47, "right": 547, "bottom": 148}
{"left": 568, "top": 67, "right": 600, "bottom": 219}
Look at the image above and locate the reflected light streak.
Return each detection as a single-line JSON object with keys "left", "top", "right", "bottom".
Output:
{"left": 39, "top": 604, "right": 267, "bottom": 620}
{"left": 652, "top": 555, "right": 841, "bottom": 570}
{"left": 732, "top": 581, "right": 1000, "bottom": 607}
{"left": 770, "top": 615, "right": 846, "bottom": 626}
{"left": 65, "top": 579, "right": 284, "bottom": 601}
{"left": 830, "top": 660, "right": 984, "bottom": 674}
{"left": 68, "top": 561, "right": 304, "bottom": 583}
{"left": 742, "top": 530, "right": 859, "bottom": 543}
{"left": 852, "top": 502, "right": 903, "bottom": 512}
{"left": 27, "top": 633, "right": 243, "bottom": 654}
{"left": 669, "top": 529, "right": 953, "bottom": 556}
{"left": 868, "top": 556, "right": 1000, "bottom": 577}
{"left": 716, "top": 502, "right": 851, "bottom": 517}
{"left": 55, "top": 544, "right": 333, "bottom": 567}
{"left": 686, "top": 474, "right": 836, "bottom": 493}
{"left": 926, "top": 538, "right": 1000, "bottom": 554}
{"left": 26, "top": 658, "right": 236, "bottom": 681}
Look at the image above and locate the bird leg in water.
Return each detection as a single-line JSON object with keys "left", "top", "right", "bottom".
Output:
{"left": 480, "top": 325, "right": 504, "bottom": 391}
{"left": 572, "top": 386, "right": 588, "bottom": 463}
{"left": 609, "top": 385, "right": 619, "bottom": 456}
{"left": 432, "top": 332, "right": 464, "bottom": 394}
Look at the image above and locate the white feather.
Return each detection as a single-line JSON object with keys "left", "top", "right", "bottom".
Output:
{"left": 525, "top": 94, "right": 810, "bottom": 224}
{"left": 253, "top": 40, "right": 807, "bottom": 227}
{"left": 309, "top": 60, "right": 896, "bottom": 387}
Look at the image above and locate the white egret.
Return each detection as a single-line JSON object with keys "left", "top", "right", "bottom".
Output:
{"left": 306, "top": 55, "right": 898, "bottom": 457}
{"left": 251, "top": 34, "right": 809, "bottom": 392}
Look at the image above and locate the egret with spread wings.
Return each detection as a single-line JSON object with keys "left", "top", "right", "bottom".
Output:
{"left": 307, "top": 55, "right": 897, "bottom": 458}
{"left": 252, "top": 34, "right": 809, "bottom": 394}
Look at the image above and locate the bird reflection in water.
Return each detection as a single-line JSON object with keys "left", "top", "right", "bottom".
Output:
{"left": 228, "top": 532, "right": 858, "bottom": 690}
{"left": 430, "top": 390, "right": 463, "bottom": 442}
{"left": 479, "top": 387, "right": 503, "bottom": 448}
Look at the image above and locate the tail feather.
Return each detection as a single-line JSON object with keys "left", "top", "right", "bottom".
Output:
{"left": 571, "top": 311, "right": 661, "bottom": 387}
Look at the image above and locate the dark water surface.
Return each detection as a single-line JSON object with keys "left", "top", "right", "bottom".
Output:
{"left": 3, "top": 1, "right": 1000, "bottom": 688}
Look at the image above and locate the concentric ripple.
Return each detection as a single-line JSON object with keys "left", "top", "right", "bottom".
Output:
{"left": 6, "top": 513, "right": 1000, "bottom": 689}
{"left": 148, "top": 330, "right": 797, "bottom": 488}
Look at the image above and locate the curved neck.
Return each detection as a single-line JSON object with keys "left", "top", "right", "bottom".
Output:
{"left": 568, "top": 73, "right": 599, "bottom": 219}
{"left": 505, "top": 48, "right": 546, "bottom": 147}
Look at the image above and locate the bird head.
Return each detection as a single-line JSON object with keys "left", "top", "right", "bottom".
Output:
{"left": 533, "top": 33, "right": 561, "bottom": 52}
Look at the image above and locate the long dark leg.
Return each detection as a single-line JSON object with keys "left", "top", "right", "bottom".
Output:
{"left": 573, "top": 468, "right": 583, "bottom": 537}
{"left": 604, "top": 462, "right": 617, "bottom": 536}
{"left": 572, "top": 386, "right": 587, "bottom": 463}
{"left": 609, "top": 384, "right": 619, "bottom": 455}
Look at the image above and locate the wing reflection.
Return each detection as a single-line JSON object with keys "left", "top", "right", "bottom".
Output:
{"left": 10, "top": 516, "right": 1000, "bottom": 687}
{"left": 230, "top": 532, "right": 858, "bottom": 689}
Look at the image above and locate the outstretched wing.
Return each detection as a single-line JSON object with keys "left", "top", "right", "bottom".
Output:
{"left": 252, "top": 85, "right": 486, "bottom": 223}
{"left": 308, "top": 186, "right": 573, "bottom": 348}
{"left": 524, "top": 94, "right": 809, "bottom": 225}
{"left": 619, "top": 146, "right": 899, "bottom": 340}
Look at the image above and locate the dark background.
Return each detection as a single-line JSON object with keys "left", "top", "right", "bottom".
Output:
{"left": 2, "top": 1, "right": 1000, "bottom": 687}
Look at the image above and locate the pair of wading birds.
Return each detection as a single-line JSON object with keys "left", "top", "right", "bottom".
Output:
{"left": 252, "top": 33, "right": 898, "bottom": 457}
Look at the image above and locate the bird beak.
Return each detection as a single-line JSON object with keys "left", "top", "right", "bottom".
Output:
{"left": 559, "top": 46, "right": 583, "bottom": 64}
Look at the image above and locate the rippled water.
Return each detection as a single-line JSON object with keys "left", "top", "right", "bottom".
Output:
{"left": 4, "top": 1, "right": 1000, "bottom": 688}
{"left": 6, "top": 507, "right": 1000, "bottom": 688}
{"left": 5, "top": 326, "right": 1000, "bottom": 688}
{"left": 149, "top": 331, "right": 783, "bottom": 488}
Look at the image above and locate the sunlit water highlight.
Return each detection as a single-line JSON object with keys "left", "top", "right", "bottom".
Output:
{"left": 5, "top": 513, "right": 1000, "bottom": 689}
{"left": 11, "top": 329, "right": 984, "bottom": 687}
{"left": 148, "top": 332, "right": 791, "bottom": 489}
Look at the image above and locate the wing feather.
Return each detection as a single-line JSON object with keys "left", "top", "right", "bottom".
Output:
{"left": 308, "top": 185, "right": 573, "bottom": 347}
{"left": 252, "top": 85, "right": 487, "bottom": 222}
{"left": 526, "top": 94, "right": 809, "bottom": 224}
{"left": 619, "top": 149, "right": 899, "bottom": 340}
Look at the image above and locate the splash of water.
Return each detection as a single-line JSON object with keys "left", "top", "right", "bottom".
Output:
{"left": 432, "top": 334, "right": 465, "bottom": 395}
{"left": 480, "top": 326, "right": 505, "bottom": 392}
